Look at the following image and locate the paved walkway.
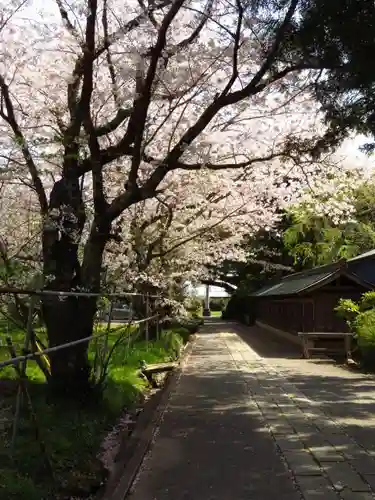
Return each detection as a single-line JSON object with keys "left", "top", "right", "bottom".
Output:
{"left": 128, "top": 320, "right": 375, "bottom": 500}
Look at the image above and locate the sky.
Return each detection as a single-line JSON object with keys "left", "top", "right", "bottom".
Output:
{"left": 189, "top": 284, "right": 229, "bottom": 298}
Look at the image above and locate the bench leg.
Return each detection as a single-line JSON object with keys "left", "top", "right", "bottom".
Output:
{"left": 345, "top": 335, "right": 352, "bottom": 361}
{"left": 143, "top": 372, "right": 159, "bottom": 388}
{"left": 302, "top": 337, "right": 310, "bottom": 359}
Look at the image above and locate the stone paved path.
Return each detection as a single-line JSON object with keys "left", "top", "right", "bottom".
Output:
{"left": 128, "top": 320, "right": 375, "bottom": 500}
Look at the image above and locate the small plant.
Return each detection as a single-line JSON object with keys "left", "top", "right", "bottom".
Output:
{"left": 160, "top": 330, "right": 184, "bottom": 360}
{"left": 335, "top": 292, "right": 375, "bottom": 368}
{"left": 185, "top": 296, "right": 202, "bottom": 317}
{"left": 335, "top": 298, "right": 360, "bottom": 330}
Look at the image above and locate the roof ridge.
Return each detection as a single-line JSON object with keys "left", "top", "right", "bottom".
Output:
{"left": 281, "top": 259, "right": 345, "bottom": 281}
{"left": 348, "top": 248, "right": 375, "bottom": 262}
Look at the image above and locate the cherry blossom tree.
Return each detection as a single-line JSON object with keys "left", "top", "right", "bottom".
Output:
{"left": 103, "top": 158, "right": 319, "bottom": 294}
{"left": 0, "top": 0, "right": 348, "bottom": 392}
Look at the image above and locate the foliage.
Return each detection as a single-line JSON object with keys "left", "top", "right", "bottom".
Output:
{"left": 185, "top": 296, "right": 202, "bottom": 316}
{"left": 160, "top": 328, "right": 185, "bottom": 358}
{"left": 351, "top": 310, "right": 375, "bottom": 368}
{"left": 162, "top": 316, "right": 202, "bottom": 338}
{"left": 211, "top": 175, "right": 375, "bottom": 297}
{"left": 291, "top": 0, "right": 375, "bottom": 153}
{"left": 283, "top": 178, "right": 375, "bottom": 268}
{"left": 209, "top": 297, "right": 228, "bottom": 311}
{"left": 211, "top": 210, "right": 295, "bottom": 293}
{"left": 0, "top": 321, "right": 190, "bottom": 499}
{"left": 336, "top": 292, "right": 375, "bottom": 368}
{"left": 1, "top": 0, "right": 374, "bottom": 388}
{"left": 335, "top": 298, "right": 360, "bottom": 330}
{"left": 222, "top": 294, "right": 256, "bottom": 325}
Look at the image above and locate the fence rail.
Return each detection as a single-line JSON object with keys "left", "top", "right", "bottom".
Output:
{"left": 0, "top": 314, "right": 159, "bottom": 370}
{"left": 0, "top": 286, "right": 161, "bottom": 298}
{"left": 0, "top": 287, "right": 164, "bottom": 473}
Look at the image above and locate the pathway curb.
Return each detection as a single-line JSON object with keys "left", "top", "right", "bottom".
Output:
{"left": 101, "top": 340, "right": 195, "bottom": 500}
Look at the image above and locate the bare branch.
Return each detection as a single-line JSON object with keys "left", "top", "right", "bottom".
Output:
{"left": 55, "top": 0, "right": 81, "bottom": 40}
{"left": 222, "top": 0, "right": 243, "bottom": 95}
{"left": 102, "top": 0, "right": 120, "bottom": 107}
{"left": 0, "top": 75, "right": 48, "bottom": 214}
{"left": 95, "top": 107, "right": 132, "bottom": 136}
{"left": 81, "top": 0, "right": 107, "bottom": 214}
{"left": 125, "top": 0, "right": 186, "bottom": 189}
{"left": 137, "top": 0, "right": 159, "bottom": 28}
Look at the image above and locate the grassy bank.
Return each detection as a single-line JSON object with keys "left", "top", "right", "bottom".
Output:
{"left": 0, "top": 323, "right": 187, "bottom": 500}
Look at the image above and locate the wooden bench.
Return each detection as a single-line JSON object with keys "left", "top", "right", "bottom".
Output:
{"left": 297, "top": 332, "right": 353, "bottom": 360}
{"left": 139, "top": 361, "right": 177, "bottom": 388}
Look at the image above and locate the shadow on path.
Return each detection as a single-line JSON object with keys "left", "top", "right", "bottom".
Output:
{"left": 129, "top": 329, "right": 301, "bottom": 500}
{"left": 237, "top": 321, "right": 375, "bottom": 453}
{"left": 127, "top": 321, "right": 375, "bottom": 500}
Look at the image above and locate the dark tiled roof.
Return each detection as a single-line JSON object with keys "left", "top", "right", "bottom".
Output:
{"left": 348, "top": 249, "right": 375, "bottom": 262}
{"left": 252, "top": 270, "right": 338, "bottom": 297}
{"left": 252, "top": 248, "right": 375, "bottom": 298}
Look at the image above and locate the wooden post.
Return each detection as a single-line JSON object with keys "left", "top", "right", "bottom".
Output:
{"left": 103, "top": 301, "right": 113, "bottom": 358}
{"left": 6, "top": 337, "right": 54, "bottom": 477}
{"left": 9, "top": 296, "right": 36, "bottom": 451}
{"left": 145, "top": 294, "right": 149, "bottom": 347}
{"left": 345, "top": 334, "right": 352, "bottom": 361}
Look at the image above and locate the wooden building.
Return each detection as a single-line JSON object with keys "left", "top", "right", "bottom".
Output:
{"left": 252, "top": 250, "right": 375, "bottom": 336}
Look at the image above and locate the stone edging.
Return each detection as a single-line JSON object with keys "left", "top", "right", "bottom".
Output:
{"left": 100, "top": 339, "right": 195, "bottom": 500}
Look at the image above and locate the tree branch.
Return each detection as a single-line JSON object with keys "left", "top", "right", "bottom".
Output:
{"left": 221, "top": 0, "right": 243, "bottom": 95}
{"left": 55, "top": 0, "right": 81, "bottom": 40}
{"left": 126, "top": 0, "right": 187, "bottom": 190}
{"left": 94, "top": 107, "right": 133, "bottom": 136}
{"left": 81, "top": 0, "right": 107, "bottom": 214}
{"left": 146, "top": 201, "right": 174, "bottom": 265}
{"left": 0, "top": 75, "right": 48, "bottom": 214}
{"left": 102, "top": 0, "right": 120, "bottom": 107}
{"left": 154, "top": 203, "right": 249, "bottom": 259}
{"left": 161, "top": 0, "right": 300, "bottom": 168}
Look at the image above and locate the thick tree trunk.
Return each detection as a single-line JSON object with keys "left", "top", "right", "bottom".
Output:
{"left": 42, "top": 293, "right": 96, "bottom": 395}
{"left": 41, "top": 176, "right": 109, "bottom": 397}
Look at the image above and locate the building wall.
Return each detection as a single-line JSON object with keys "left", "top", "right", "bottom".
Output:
{"left": 255, "top": 282, "right": 366, "bottom": 334}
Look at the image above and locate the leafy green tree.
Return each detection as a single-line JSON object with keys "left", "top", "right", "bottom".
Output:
{"left": 212, "top": 211, "right": 295, "bottom": 293}
{"left": 289, "top": 0, "right": 375, "bottom": 153}
{"left": 283, "top": 181, "right": 375, "bottom": 268}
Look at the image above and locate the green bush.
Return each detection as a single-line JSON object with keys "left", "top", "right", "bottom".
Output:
{"left": 185, "top": 296, "right": 202, "bottom": 316}
{"left": 160, "top": 330, "right": 184, "bottom": 360}
{"left": 335, "top": 292, "right": 375, "bottom": 368}
{"left": 352, "top": 309, "right": 375, "bottom": 367}
{"left": 209, "top": 298, "right": 228, "bottom": 311}
{"left": 161, "top": 316, "right": 202, "bottom": 337}
{"left": 222, "top": 294, "right": 255, "bottom": 324}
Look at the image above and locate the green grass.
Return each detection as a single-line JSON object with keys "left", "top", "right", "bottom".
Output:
{"left": 210, "top": 310, "right": 222, "bottom": 318}
{"left": 0, "top": 322, "right": 186, "bottom": 499}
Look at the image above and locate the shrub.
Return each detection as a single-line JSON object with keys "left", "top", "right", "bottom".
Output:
{"left": 168, "top": 326, "right": 191, "bottom": 344}
{"left": 209, "top": 298, "right": 228, "bottom": 311}
{"left": 352, "top": 309, "right": 375, "bottom": 368}
{"left": 335, "top": 293, "right": 375, "bottom": 368}
{"left": 161, "top": 316, "right": 202, "bottom": 338}
{"left": 222, "top": 294, "right": 255, "bottom": 325}
{"left": 160, "top": 330, "right": 184, "bottom": 360}
{"left": 185, "top": 296, "right": 202, "bottom": 316}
